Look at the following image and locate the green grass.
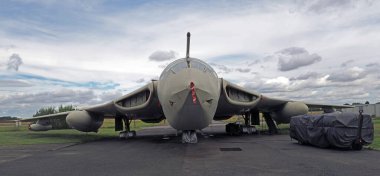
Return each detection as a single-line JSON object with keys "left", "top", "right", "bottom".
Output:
{"left": 1, "top": 118, "right": 380, "bottom": 149}
{"left": 369, "top": 118, "right": 380, "bottom": 149}
{"left": 0, "top": 119, "right": 166, "bottom": 146}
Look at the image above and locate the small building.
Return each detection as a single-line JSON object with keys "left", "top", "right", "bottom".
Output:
{"left": 342, "top": 104, "right": 380, "bottom": 118}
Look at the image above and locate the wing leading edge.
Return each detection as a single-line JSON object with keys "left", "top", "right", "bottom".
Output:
{"left": 215, "top": 79, "right": 353, "bottom": 123}
{"left": 22, "top": 81, "right": 164, "bottom": 132}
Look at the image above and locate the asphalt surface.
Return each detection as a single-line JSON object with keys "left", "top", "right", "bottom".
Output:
{"left": 1, "top": 125, "right": 380, "bottom": 176}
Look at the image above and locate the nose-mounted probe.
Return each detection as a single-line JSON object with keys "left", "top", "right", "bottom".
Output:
{"left": 186, "top": 32, "right": 191, "bottom": 68}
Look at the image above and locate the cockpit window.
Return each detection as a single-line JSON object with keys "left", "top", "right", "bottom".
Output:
{"left": 191, "top": 60, "right": 206, "bottom": 72}
{"left": 171, "top": 61, "right": 188, "bottom": 74}
{"left": 160, "top": 59, "right": 186, "bottom": 79}
{"left": 159, "top": 58, "right": 218, "bottom": 79}
{"left": 191, "top": 59, "right": 218, "bottom": 78}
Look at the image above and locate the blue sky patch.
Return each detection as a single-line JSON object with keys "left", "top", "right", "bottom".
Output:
{"left": 0, "top": 72, "right": 119, "bottom": 90}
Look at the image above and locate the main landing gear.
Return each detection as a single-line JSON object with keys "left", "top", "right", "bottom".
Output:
{"left": 226, "top": 110, "right": 279, "bottom": 135}
{"left": 226, "top": 111, "right": 257, "bottom": 135}
{"left": 117, "top": 115, "right": 136, "bottom": 139}
{"left": 262, "top": 112, "right": 278, "bottom": 134}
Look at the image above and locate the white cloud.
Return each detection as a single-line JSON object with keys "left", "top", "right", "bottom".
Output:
{"left": 276, "top": 47, "right": 322, "bottom": 71}
{"left": 341, "top": 59, "right": 354, "bottom": 67}
{"left": 7, "top": 54, "right": 23, "bottom": 71}
{"left": 327, "top": 66, "right": 367, "bottom": 82}
{"left": 135, "top": 78, "right": 145, "bottom": 83}
{"left": 302, "top": 0, "right": 356, "bottom": 13}
{"left": 210, "top": 63, "right": 232, "bottom": 74}
{"left": 290, "top": 72, "right": 320, "bottom": 80}
{"left": 1, "top": 1, "right": 380, "bottom": 117}
{"left": 0, "top": 80, "right": 32, "bottom": 87}
{"left": 235, "top": 68, "right": 251, "bottom": 73}
{"left": 265, "top": 76, "right": 290, "bottom": 86}
{"left": 149, "top": 50, "right": 178, "bottom": 61}
{"left": 0, "top": 88, "right": 123, "bottom": 117}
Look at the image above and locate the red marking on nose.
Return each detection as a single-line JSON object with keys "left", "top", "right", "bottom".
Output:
{"left": 190, "top": 82, "right": 197, "bottom": 104}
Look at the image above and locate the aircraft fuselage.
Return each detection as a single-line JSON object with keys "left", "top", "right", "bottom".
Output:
{"left": 157, "top": 58, "right": 220, "bottom": 130}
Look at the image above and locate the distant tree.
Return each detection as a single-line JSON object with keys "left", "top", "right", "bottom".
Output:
{"left": 344, "top": 103, "right": 350, "bottom": 105}
{"left": 0, "top": 116, "right": 19, "bottom": 120}
{"left": 58, "top": 104, "right": 76, "bottom": 112}
{"left": 365, "top": 101, "right": 370, "bottom": 104}
{"left": 352, "top": 102, "right": 363, "bottom": 105}
{"left": 33, "top": 105, "right": 76, "bottom": 117}
{"left": 33, "top": 106, "right": 56, "bottom": 117}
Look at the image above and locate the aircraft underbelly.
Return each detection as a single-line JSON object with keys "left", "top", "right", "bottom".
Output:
{"left": 166, "top": 93, "right": 213, "bottom": 130}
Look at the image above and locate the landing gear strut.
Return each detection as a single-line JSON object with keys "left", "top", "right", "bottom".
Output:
{"left": 118, "top": 116, "right": 136, "bottom": 139}
{"left": 263, "top": 112, "right": 278, "bottom": 134}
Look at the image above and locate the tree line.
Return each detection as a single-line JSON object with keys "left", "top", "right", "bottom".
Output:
{"left": 33, "top": 105, "right": 77, "bottom": 117}
{"left": 0, "top": 116, "right": 19, "bottom": 120}
{"left": 344, "top": 101, "right": 380, "bottom": 105}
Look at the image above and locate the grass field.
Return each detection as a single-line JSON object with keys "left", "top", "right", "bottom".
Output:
{"left": 0, "top": 119, "right": 166, "bottom": 145}
{"left": 370, "top": 118, "right": 380, "bottom": 149}
{"left": 1, "top": 118, "right": 379, "bottom": 149}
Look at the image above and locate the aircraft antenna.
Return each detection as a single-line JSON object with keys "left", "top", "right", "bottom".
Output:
{"left": 186, "top": 32, "right": 191, "bottom": 67}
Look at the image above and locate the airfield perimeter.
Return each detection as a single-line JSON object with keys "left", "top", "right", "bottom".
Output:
{"left": 1, "top": 124, "right": 380, "bottom": 176}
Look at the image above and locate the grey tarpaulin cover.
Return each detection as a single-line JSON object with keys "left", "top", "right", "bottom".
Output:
{"left": 289, "top": 112, "right": 374, "bottom": 148}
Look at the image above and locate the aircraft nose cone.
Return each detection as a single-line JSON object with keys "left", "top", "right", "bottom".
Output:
{"left": 158, "top": 68, "right": 220, "bottom": 130}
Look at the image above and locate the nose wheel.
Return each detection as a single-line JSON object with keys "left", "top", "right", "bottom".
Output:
{"left": 182, "top": 130, "right": 198, "bottom": 143}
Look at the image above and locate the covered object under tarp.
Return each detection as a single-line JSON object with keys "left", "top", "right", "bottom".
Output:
{"left": 289, "top": 112, "right": 374, "bottom": 149}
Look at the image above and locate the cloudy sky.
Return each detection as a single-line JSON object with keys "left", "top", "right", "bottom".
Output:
{"left": 0, "top": 0, "right": 379, "bottom": 118}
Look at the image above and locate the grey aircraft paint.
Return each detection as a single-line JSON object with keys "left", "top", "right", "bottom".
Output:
{"left": 157, "top": 58, "right": 220, "bottom": 130}
{"left": 22, "top": 33, "right": 353, "bottom": 143}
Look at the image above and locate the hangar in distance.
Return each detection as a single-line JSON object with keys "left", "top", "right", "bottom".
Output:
{"left": 23, "top": 33, "right": 351, "bottom": 143}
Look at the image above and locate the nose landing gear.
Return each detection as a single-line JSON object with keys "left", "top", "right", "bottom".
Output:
{"left": 182, "top": 130, "right": 198, "bottom": 143}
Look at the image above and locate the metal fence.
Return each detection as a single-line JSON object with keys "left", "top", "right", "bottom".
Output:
{"left": 0, "top": 120, "right": 21, "bottom": 127}
{"left": 342, "top": 104, "right": 380, "bottom": 117}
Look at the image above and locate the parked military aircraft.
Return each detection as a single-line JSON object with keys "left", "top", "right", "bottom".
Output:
{"left": 22, "top": 33, "right": 351, "bottom": 143}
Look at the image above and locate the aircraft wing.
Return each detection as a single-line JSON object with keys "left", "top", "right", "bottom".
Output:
{"left": 83, "top": 80, "right": 163, "bottom": 119}
{"left": 21, "top": 111, "right": 70, "bottom": 122}
{"left": 214, "top": 79, "right": 261, "bottom": 119}
{"left": 21, "top": 81, "right": 164, "bottom": 131}
{"left": 302, "top": 102, "right": 354, "bottom": 109}
{"left": 20, "top": 111, "right": 72, "bottom": 130}
{"left": 214, "top": 79, "right": 353, "bottom": 121}
{"left": 256, "top": 96, "right": 353, "bottom": 111}
{"left": 214, "top": 79, "right": 294, "bottom": 118}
